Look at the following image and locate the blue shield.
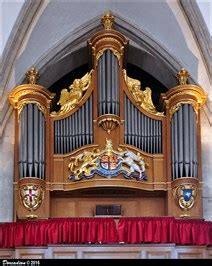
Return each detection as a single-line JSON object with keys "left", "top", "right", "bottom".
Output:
{"left": 183, "top": 189, "right": 192, "bottom": 202}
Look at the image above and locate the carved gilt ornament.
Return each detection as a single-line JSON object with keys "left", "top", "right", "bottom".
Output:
{"left": 68, "top": 139, "right": 148, "bottom": 181}
{"left": 101, "top": 11, "right": 114, "bottom": 30}
{"left": 96, "top": 48, "right": 121, "bottom": 63}
{"left": 173, "top": 183, "right": 197, "bottom": 212}
{"left": 19, "top": 184, "right": 44, "bottom": 212}
{"left": 51, "top": 70, "right": 93, "bottom": 116}
{"left": 97, "top": 114, "right": 121, "bottom": 134}
{"left": 169, "top": 102, "right": 198, "bottom": 121}
{"left": 123, "top": 70, "right": 164, "bottom": 116}
{"left": 176, "top": 68, "right": 190, "bottom": 85}
{"left": 25, "top": 67, "right": 40, "bottom": 84}
{"left": 18, "top": 101, "right": 46, "bottom": 120}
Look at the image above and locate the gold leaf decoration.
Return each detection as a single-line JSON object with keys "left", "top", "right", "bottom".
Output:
{"left": 123, "top": 70, "right": 164, "bottom": 116}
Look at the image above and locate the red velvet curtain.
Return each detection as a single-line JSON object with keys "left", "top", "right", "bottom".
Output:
{"left": 0, "top": 217, "right": 211, "bottom": 248}
{"left": 118, "top": 217, "right": 175, "bottom": 244}
{"left": 117, "top": 217, "right": 212, "bottom": 246}
{"left": 0, "top": 218, "right": 117, "bottom": 248}
{"left": 173, "top": 219, "right": 212, "bottom": 245}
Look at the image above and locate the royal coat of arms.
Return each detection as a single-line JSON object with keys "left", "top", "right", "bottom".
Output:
{"left": 68, "top": 139, "right": 147, "bottom": 181}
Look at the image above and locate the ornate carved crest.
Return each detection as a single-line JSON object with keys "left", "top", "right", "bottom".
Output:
{"left": 173, "top": 183, "right": 197, "bottom": 211}
{"left": 19, "top": 184, "right": 44, "bottom": 211}
{"left": 68, "top": 139, "right": 147, "bottom": 181}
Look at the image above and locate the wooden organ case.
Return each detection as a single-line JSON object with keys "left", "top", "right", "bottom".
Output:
{"left": 9, "top": 12, "right": 206, "bottom": 220}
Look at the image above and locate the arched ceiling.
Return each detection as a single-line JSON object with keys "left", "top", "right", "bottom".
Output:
{"left": 1, "top": 0, "right": 211, "bottom": 57}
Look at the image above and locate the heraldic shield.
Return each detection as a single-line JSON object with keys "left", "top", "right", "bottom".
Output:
{"left": 173, "top": 184, "right": 197, "bottom": 211}
{"left": 20, "top": 184, "right": 44, "bottom": 211}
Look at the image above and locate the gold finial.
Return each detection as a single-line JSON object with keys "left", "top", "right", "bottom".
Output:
{"left": 101, "top": 11, "right": 114, "bottom": 30}
{"left": 176, "top": 68, "right": 190, "bottom": 85}
{"left": 25, "top": 67, "right": 40, "bottom": 84}
{"left": 105, "top": 138, "right": 113, "bottom": 155}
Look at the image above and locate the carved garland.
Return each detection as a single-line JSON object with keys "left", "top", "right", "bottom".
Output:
{"left": 96, "top": 47, "right": 122, "bottom": 64}
{"left": 18, "top": 100, "right": 46, "bottom": 120}
{"left": 169, "top": 101, "right": 198, "bottom": 121}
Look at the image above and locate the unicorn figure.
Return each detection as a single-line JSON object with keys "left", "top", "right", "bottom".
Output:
{"left": 121, "top": 150, "right": 146, "bottom": 180}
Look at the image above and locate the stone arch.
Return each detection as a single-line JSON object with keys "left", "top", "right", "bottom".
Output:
{"left": 25, "top": 13, "right": 194, "bottom": 90}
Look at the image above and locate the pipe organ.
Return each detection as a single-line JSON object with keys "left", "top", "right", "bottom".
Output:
{"left": 9, "top": 12, "right": 206, "bottom": 220}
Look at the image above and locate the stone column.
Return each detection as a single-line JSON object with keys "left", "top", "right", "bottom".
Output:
{"left": 201, "top": 110, "right": 212, "bottom": 221}
{"left": 0, "top": 112, "right": 15, "bottom": 222}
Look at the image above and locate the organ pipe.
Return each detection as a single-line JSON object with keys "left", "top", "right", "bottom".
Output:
{"left": 124, "top": 96, "right": 162, "bottom": 154}
{"left": 54, "top": 96, "right": 93, "bottom": 154}
{"left": 19, "top": 103, "right": 45, "bottom": 179}
{"left": 97, "top": 50, "right": 119, "bottom": 116}
{"left": 171, "top": 104, "right": 197, "bottom": 179}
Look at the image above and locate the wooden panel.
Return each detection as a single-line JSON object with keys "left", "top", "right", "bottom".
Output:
{"left": 141, "top": 245, "right": 174, "bottom": 259}
{"left": 52, "top": 251, "right": 77, "bottom": 259}
{"left": 53, "top": 158, "right": 64, "bottom": 183}
{"left": 15, "top": 248, "right": 46, "bottom": 259}
{"left": 1, "top": 245, "right": 211, "bottom": 259}
{"left": 0, "top": 249, "right": 14, "bottom": 259}
{"left": 207, "top": 247, "right": 212, "bottom": 259}
{"left": 50, "top": 196, "right": 166, "bottom": 217}
{"left": 169, "top": 186, "right": 203, "bottom": 218}
{"left": 139, "top": 197, "right": 165, "bottom": 216}
{"left": 176, "top": 247, "right": 206, "bottom": 259}
{"left": 145, "top": 250, "right": 172, "bottom": 259}
{"left": 153, "top": 157, "right": 165, "bottom": 183}
{"left": 45, "top": 244, "right": 79, "bottom": 259}
{"left": 51, "top": 198, "right": 76, "bottom": 217}
{"left": 77, "top": 199, "right": 139, "bottom": 217}
{"left": 48, "top": 246, "right": 77, "bottom": 259}
{"left": 83, "top": 251, "right": 140, "bottom": 259}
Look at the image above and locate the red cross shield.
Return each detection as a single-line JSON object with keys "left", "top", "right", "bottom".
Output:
{"left": 20, "top": 185, "right": 43, "bottom": 211}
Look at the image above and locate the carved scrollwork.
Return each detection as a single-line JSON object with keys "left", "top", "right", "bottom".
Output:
{"left": 169, "top": 101, "right": 198, "bottom": 121}
{"left": 18, "top": 101, "right": 46, "bottom": 120}
{"left": 96, "top": 48, "right": 121, "bottom": 63}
